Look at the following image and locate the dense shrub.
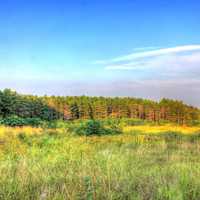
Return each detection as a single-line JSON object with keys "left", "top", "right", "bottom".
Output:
{"left": 25, "top": 118, "right": 43, "bottom": 127}
{"left": 0, "top": 116, "right": 43, "bottom": 127}
{"left": 83, "top": 120, "right": 103, "bottom": 135}
{"left": 0, "top": 116, "right": 25, "bottom": 127}
{"left": 74, "top": 120, "right": 122, "bottom": 136}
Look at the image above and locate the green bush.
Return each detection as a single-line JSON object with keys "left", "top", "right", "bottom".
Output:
{"left": 24, "top": 118, "right": 43, "bottom": 127}
{"left": 74, "top": 120, "right": 122, "bottom": 136}
{"left": 0, "top": 116, "right": 25, "bottom": 127}
{"left": 0, "top": 116, "right": 43, "bottom": 127}
{"left": 84, "top": 120, "right": 103, "bottom": 135}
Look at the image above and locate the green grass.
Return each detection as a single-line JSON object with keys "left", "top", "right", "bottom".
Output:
{"left": 1, "top": 125, "right": 200, "bottom": 199}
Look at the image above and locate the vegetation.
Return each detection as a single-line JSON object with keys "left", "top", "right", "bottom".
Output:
{"left": 0, "top": 116, "right": 42, "bottom": 127}
{"left": 0, "top": 89, "right": 199, "bottom": 125}
{"left": 1, "top": 89, "right": 200, "bottom": 199}
{"left": 73, "top": 120, "right": 122, "bottom": 136}
{"left": 1, "top": 123, "right": 200, "bottom": 199}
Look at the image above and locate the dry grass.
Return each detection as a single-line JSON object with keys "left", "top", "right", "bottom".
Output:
{"left": 123, "top": 124, "right": 200, "bottom": 135}
{"left": 1, "top": 124, "right": 200, "bottom": 200}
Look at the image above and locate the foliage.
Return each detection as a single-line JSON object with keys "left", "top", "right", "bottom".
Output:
{"left": 0, "top": 116, "right": 43, "bottom": 127}
{"left": 74, "top": 120, "right": 122, "bottom": 136}
{"left": 0, "top": 89, "right": 199, "bottom": 124}
{"left": 25, "top": 117, "right": 43, "bottom": 127}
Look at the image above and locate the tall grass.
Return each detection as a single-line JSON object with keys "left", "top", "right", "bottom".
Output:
{"left": 1, "top": 124, "right": 200, "bottom": 199}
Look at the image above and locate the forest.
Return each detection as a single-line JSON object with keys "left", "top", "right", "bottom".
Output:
{"left": 0, "top": 88, "right": 199, "bottom": 124}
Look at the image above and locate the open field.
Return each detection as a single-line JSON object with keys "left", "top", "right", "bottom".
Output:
{"left": 2, "top": 0, "right": 200, "bottom": 199}
{"left": 1, "top": 123, "right": 200, "bottom": 200}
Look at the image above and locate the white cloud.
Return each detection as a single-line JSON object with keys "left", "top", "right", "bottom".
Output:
{"left": 105, "top": 61, "right": 148, "bottom": 70}
{"left": 102, "top": 45, "right": 200, "bottom": 80}
{"left": 131, "top": 46, "right": 161, "bottom": 52}
{"left": 102, "top": 45, "right": 200, "bottom": 65}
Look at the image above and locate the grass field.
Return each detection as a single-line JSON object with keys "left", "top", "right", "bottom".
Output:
{"left": 1, "top": 123, "right": 200, "bottom": 200}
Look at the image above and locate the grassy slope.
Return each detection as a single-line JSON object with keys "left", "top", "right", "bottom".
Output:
{"left": 1, "top": 125, "right": 200, "bottom": 200}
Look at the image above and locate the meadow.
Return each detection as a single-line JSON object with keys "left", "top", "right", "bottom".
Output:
{"left": 1, "top": 120, "right": 200, "bottom": 200}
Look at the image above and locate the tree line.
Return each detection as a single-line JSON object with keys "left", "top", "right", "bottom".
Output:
{"left": 0, "top": 89, "right": 199, "bottom": 124}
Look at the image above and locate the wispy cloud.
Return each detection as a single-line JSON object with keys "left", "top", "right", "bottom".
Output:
{"left": 103, "top": 45, "right": 200, "bottom": 66}
{"left": 100, "top": 45, "right": 200, "bottom": 73}
{"left": 107, "top": 53, "right": 200, "bottom": 82}
{"left": 131, "top": 46, "right": 161, "bottom": 52}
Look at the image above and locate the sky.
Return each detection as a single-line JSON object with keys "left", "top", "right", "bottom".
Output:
{"left": 1, "top": 0, "right": 200, "bottom": 106}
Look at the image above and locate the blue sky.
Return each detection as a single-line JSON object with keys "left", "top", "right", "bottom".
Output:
{"left": 1, "top": 0, "right": 200, "bottom": 106}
